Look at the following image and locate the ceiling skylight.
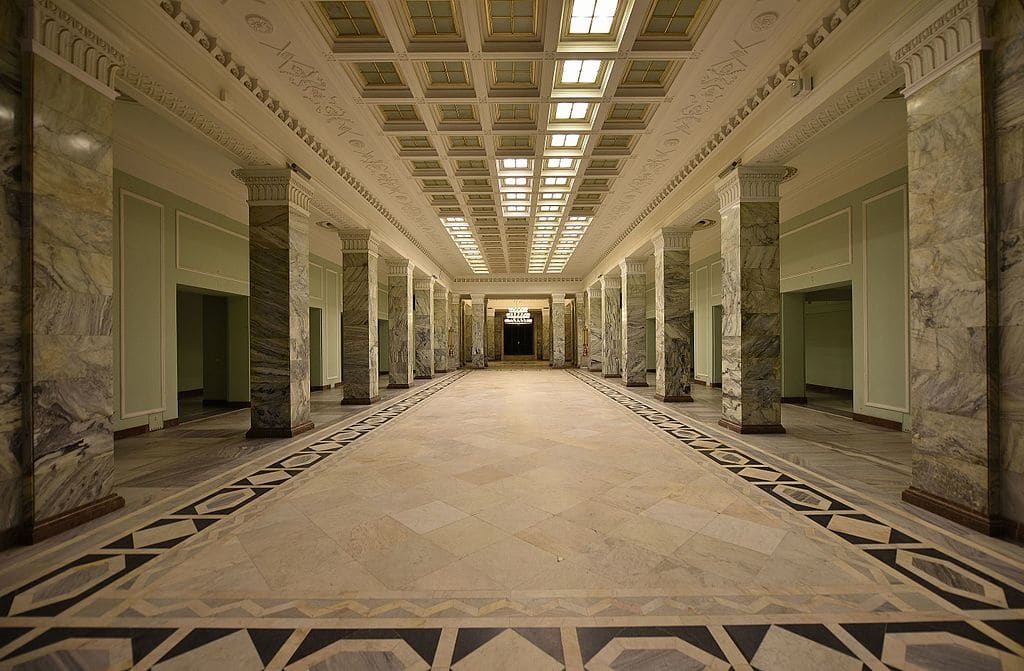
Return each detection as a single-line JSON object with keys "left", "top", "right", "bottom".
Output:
{"left": 568, "top": 0, "right": 619, "bottom": 35}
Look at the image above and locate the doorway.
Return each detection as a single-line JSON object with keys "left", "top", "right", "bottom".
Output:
{"left": 310, "top": 307, "right": 325, "bottom": 391}
{"left": 504, "top": 323, "right": 534, "bottom": 356}
{"left": 711, "top": 305, "right": 723, "bottom": 387}
{"left": 803, "top": 286, "right": 854, "bottom": 417}
{"left": 176, "top": 287, "right": 248, "bottom": 423}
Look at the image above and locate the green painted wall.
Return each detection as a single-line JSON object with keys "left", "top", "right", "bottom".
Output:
{"left": 687, "top": 168, "right": 909, "bottom": 427}
{"left": 804, "top": 300, "right": 853, "bottom": 390}
{"left": 113, "top": 170, "right": 345, "bottom": 433}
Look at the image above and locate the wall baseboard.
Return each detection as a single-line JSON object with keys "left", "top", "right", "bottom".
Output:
{"left": 177, "top": 388, "right": 203, "bottom": 398}
{"left": 806, "top": 383, "right": 854, "bottom": 397}
{"left": 852, "top": 412, "right": 902, "bottom": 431}
{"left": 27, "top": 494, "right": 125, "bottom": 544}
{"left": 902, "top": 487, "right": 1005, "bottom": 537}
{"left": 782, "top": 396, "right": 808, "bottom": 404}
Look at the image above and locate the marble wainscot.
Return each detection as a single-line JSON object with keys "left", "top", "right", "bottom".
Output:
{"left": 341, "top": 231, "right": 380, "bottom": 404}
{"left": 386, "top": 259, "right": 414, "bottom": 389}
{"left": 654, "top": 229, "right": 694, "bottom": 402}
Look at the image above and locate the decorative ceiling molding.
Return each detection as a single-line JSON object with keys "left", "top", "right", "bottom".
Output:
{"left": 452, "top": 276, "right": 584, "bottom": 284}
{"left": 594, "top": 0, "right": 864, "bottom": 263}
{"left": 155, "top": 0, "right": 443, "bottom": 270}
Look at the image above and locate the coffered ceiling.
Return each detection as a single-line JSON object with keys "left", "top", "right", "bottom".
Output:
{"left": 105, "top": 0, "right": 863, "bottom": 282}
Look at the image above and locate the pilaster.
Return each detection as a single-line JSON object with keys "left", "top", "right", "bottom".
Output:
{"left": 653, "top": 229, "right": 694, "bottom": 402}
{"left": 414, "top": 278, "right": 435, "bottom": 379}
{"left": 470, "top": 294, "right": 486, "bottom": 368}
{"left": 433, "top": 286, "right": 449, "bottom": 373}
{"left": 340, "top": 231, "right": 380, "bottom": 404}
{"left": 620, "top": 258, "right": 647, "bottom": 387}
{"left": 551, "top": 293, "right": 566, "bottom": 368}
{"left": 574, "top": 292, "right": 587, "bottom": 368}
{"left": 587, "top": 284, "right": 603, "bottom": 372}
{"left": 601, "top": 276, "right": 621, "bottom": 378}
{"left": 386, "top": 259, "right": 414, "bottom": 389}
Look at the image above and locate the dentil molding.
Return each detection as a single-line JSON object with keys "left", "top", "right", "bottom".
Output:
{"left": 716, "top": 165, "right": 789, "bottom": 209}
{"left": 232, "top": 168, "right": 313, "bottom": 215}
{"left": 652, "top": 228, "right": 693, "bottom": 252}
{"left": 28, "top": 0, "right": 126, "bottom": 97}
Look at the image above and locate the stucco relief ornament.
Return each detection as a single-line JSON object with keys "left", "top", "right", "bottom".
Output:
{"left": 751, "top": 12, "right": 778, "bottom": 32}
{"left": 245, "top": 14, "right": 273, "bottom": 33}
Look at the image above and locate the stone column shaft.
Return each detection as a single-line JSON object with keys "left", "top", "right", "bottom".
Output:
{"left": 716, "top": 165, "right": 787, "bottom": 434}
{"left": 575, "top": 292, "right": 586, "bottom": 367}
{"left": 494, "top": 310, "right": 504, "bottom": 361}
{"left": 414, "top": 278, "right": 434, "bottom": 379}
{"left": 341, "top": 232, "right": 379, "bottom": 404}
{"left": 621, "top": 259, "right": 647, "bottom": 387}
{"left": 386, "top": 259, "right": 414, "bottom": 389}
{"left": 471, "top": 294, "right": 486, "bottom": 368}
{"left": 236, "top": 168, "right": 315, "bottom": 439}
{"left": 485, "top": 307, "right": 495, "bottom": 363}
{"left": 434, "top": 287, "right": 448, "bottom": 373}
{"left": 449, "top": 294, "right": 460, "bottom": 370}
{"left": 588, "top": 284, "right": 603, "bottom": 371}
{"left": 551, "top": 294, "right": 566, "bottom": 368}
{"left": 601, "top": 276, "right": 621, "bottom": 377}
{"left": 541, "top": 307, "right": 551, "bottom": 361}
{"left": 654, "top": 230, "right": 694, "bottom": 401}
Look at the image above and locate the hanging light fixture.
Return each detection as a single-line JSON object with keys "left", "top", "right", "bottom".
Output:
{"left": 504, "top": 307, "right": 533, "bottom": 324}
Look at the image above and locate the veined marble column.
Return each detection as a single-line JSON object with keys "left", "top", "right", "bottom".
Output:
{"left": 588, "top": 284, "right": 603, "bottom": 371}
{"left": 716, "top": 165, "right": 787, "bottom": 434}
{"left": 654, "top": 229, "right": 694, "bottom": 401}
{"left": 15, "top": 1, "right": 128, "bottom": 541}
{"left": 893, "top": 0, "right": 1005, "bottom": 533}
{"left": 414, "top": 278, "right": 434, "bottom": 379}
{"left": 494, "top": 310, "right": 504, "bottom": 361}
{"left": 340, "top": 231, "right": 379, "bottom": 404}
{"left": 575, "top": 292, "right": 586, "bottom": 367}
{"left": 541, "top": 307, "right": 551, "bottom": 361}
{"left": 462, "top": 300, "right": 472, "bottom": 366}
{"left": 620, "top": 259, "right": 647, "bottom": 387}
{"left": 434, "top": 286, "right": 448, "bottom": 373}
{"left": 449, "top": 293, "right": 460, "bottom": 370}
{"left": 485, "top": 307, "right": 495, "bottom": 363}
{"left": 551, "top": 294, "right": 566, "bottom": 368}
{"left": 235, "top": 168, "right": 314, "bottom": 440}
{"left": 471, "top": 294, "right": 486, "bottom": 368}
{"left": 601, "top": 276, "right": 621, "bottom": 378}
{"left": 386, "top": 259, "right": 414, "bottom": 389}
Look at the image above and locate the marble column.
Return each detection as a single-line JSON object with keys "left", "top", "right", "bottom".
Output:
{"left": 462, "top": 300, "right": 472, "bottom": 366}
{"left": 449, "top": 293, "right": 460, "bottom": 370}
{"left": 588, "top": 284, "right": 603, "bottom": 372}
{"left": 551, "top": 294, "right": 566, "bottom": 368}
{"left": 235, "top": 168, "right": 314, "bottom": 440}
{"left": 414, "top": 278, "right": 434, "bottom": 379}
{"left": 434, "top": 286, "right": 448, "bottom": 373}
{"left": 471, "top": 294, "right": 486, "bottom": 368}
{"left": 620, "top": 259, "right": 648, "bottom": 387}
{"left": 485, "top": 307, "right": 495, "bottom": 363}
{"left": 386, "top": 259, "right": 414, "bottom": 389}
{"left": 654, "top": 229, "right": 694, "bottom": 401}
{"left": 601, "top": 276, "right": 621, "bottom": 378}
{"left": 716, "top": 165, "right": 787, "bottom": 434}
{"left": 542, "top": 307, "right": 551, "bottom": 361}
{"left": 494, "top": 310, "right": 504, "bottom": 361}
{"left": 340, "top": 231, "right": 379, "bottom": 404}
{"left": 13, "top": 1, "right": 128, "bottom": 541}
{"left": 575, "top": 292, "right": 587, "bottom": 367}
{"left": 893, "top": 0, "right": 1004, "bottom": 533}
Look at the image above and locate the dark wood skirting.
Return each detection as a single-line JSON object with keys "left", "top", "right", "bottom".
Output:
{"left": 656, "top": 394, "right": 694, "bottom": 402}
{"left": 177, "top": 388, "right": 203, "bottom": 398}
{"left": 709, "top": 382, "right": 722, "bottom": 389}
{"left": 28, "top": 493, "right": 125, "bottom": 544}
{"left": 165, "top": 418, "right": 180, "bottom": 428}
{"left": 718, "top": 418, "right": 786, "bottom": 434}
{"left": 852, "top": 412, "right": 903, "bottom": 431}
{"left": 902, "top": 487, "right": 1005, "bottom": 536}
{"left": 782, "top": 396, "right": 808, "bottom": 404}
{"left": 341, "top": 396, "right": 380, "bottom": 405}
{"left": 388, "top": 383, "right": 411, "bottom": 389}
{"left": 691, "top": 379, "right": 706, "bottom": 386}
{"left": 805, "top": 383, "right": 854, "bottom": 397}
{"left": 625, "top": 382, "right": 649, "bottom": 388}
{"left": 113, "top": 424, "right": 149, "bottom": 440}
{"left": 311, "top": 385, "right": 330, "bottom": 392}
{"left": 245, "top": 421, "right": 315, "bottom": 439}
{"left": 414, "top": 375, "right": 434, "bottom": 380}
{"left": 202, "top": 400, "right": 251, "bottom": 408}
{"left": 1006, "top": 518, "right": 1024, "bottom": 543}
{"left": 333, "top": 382, "right": 345, "bottom": 388}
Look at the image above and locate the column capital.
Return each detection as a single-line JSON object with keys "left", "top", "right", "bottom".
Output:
{"left": 414, "top": 277, "right": 435, "bottom": 290}
{"left": 27, "top": 0, "right": 126, "bottom": 98}
{"left": 716, "top": 165, "right": 788, "bottom": 210}
{"left": 470, "top": 293, "right": 485, "bottom": 304}
{"left": 233, "top": 167, "right": 314, "bottom": 216}
{"left": 551, "top": 292, "right": 566, "bottom": 302}
{"left": 891, "top": 0, "right": 993, "bottom": 97}
{"left": 385, "top": 258, "right": 414, "bottom": 276}
{"left": 575, "top": 291, "right": 586, "bottom": 301}
{"left": 601, "top": 274, "right": 621, "bottom": 289}
{"left": 588, "top": 282, "right": 602, "bottom": 296}
{"left": 620, "top": 257, "right": 647, "bottom": 276}
{"left": 652, "top": 228, "right": 692, "bottom": 253}
{"left": 338, "top": 229, "right": 380, "bottom": 256}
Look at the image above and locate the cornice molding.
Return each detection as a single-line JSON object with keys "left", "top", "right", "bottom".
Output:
{"left": 232, "top": 167, "right": 313, "bottom": 216}
{"left": 652, "top": 228, "right": 692, "bottom": 253}
{"left": 594, "top": 0, "right": 864, "bottom": 264}
{"left": 28, "top": 0, "right": 125, "bottom": 97}
{"left": 891, "top": 0, "right": 993, "bottom": 97}
{"left": 154, "top": 0, "right": 443, "bottom": 270}
{"left": 385, "top": 258, "right": 415, "bottom": 276}
{"left": 451, "top": 275, "right": 584, "bottom": 284}
{"left": 716, "top": 165, "right": 789, "bottom": 210}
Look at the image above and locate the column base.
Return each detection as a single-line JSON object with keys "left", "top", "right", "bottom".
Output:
{"left": 341, "top": 396, "right": 380, "bottom": 405}
{"left": 589, "top": 366, "right": 602, "bottom": 372}
{"left": 414, "top": 375, "right": 434, "bottom": 380}
{"left": 718, "top": 418, "right": 786, "bottom": 434}
{"left": 388, "top": 383, "right": 411, "bottom": 389}
{"left": 28, "top": 493, "right": 126, "bottom": 544}
{"left": 902, "top": 487, "right": 1005, "bottom": 536}
{"left": 436, "top": 368, "right": 448, "bottom": 374}
{"left": 246, "top": 421, "right": 315, "bottom": 439}
{"left": 656, "top": 394, "right": 694, "bottom": 402}
{"left": 625, "top": 381, "right": 648, "bottom": 387}
{"left": 603, "top": 373, "right": 621, "bottom": 378}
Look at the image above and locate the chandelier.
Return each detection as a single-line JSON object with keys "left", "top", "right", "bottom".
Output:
{"left": 504, "top": 307, "right": 533, "bottom": 324}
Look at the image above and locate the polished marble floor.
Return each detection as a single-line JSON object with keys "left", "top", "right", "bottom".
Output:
{"left": 0, "top": 369, "right": 1021, "bottom": 669}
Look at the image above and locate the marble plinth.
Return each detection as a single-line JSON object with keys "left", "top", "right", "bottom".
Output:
{"left": 433, "top": 288, "right": 448, "bottom": 373}
{"left": 341, "top": 234, "right": 379, "bottom": 404}
{"left": 717, "top": 166, "right": 787, "bottom": 434}
{"left": 654, "top": 231, "right": 694, "bottom": 402}
{"left": 386, "top": 259, "right": 413, "bottom": 389}
{"left": 620, "top": 261, "right": 647, "bottom": 386}
{"left": 471, "top": 295, "right": 485, "bottom": 368}
{"left": 414, "top": 279, "right": 434, "bottom": 379}
{"left": 601, "top": 276, "right": 621, "bottom": 378}
{"left": 236, "top": 169, "right": 314, "bottom": 440}
{"left": 587, "top": 285, "right": 603, "bottom": 372}
{"left": 551, "top": 294, "right": 566, "bottom": 368}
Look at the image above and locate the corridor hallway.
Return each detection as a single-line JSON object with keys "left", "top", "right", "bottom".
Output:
{"left": 1, "top": 370, "right": 1022, "bottom": 669}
